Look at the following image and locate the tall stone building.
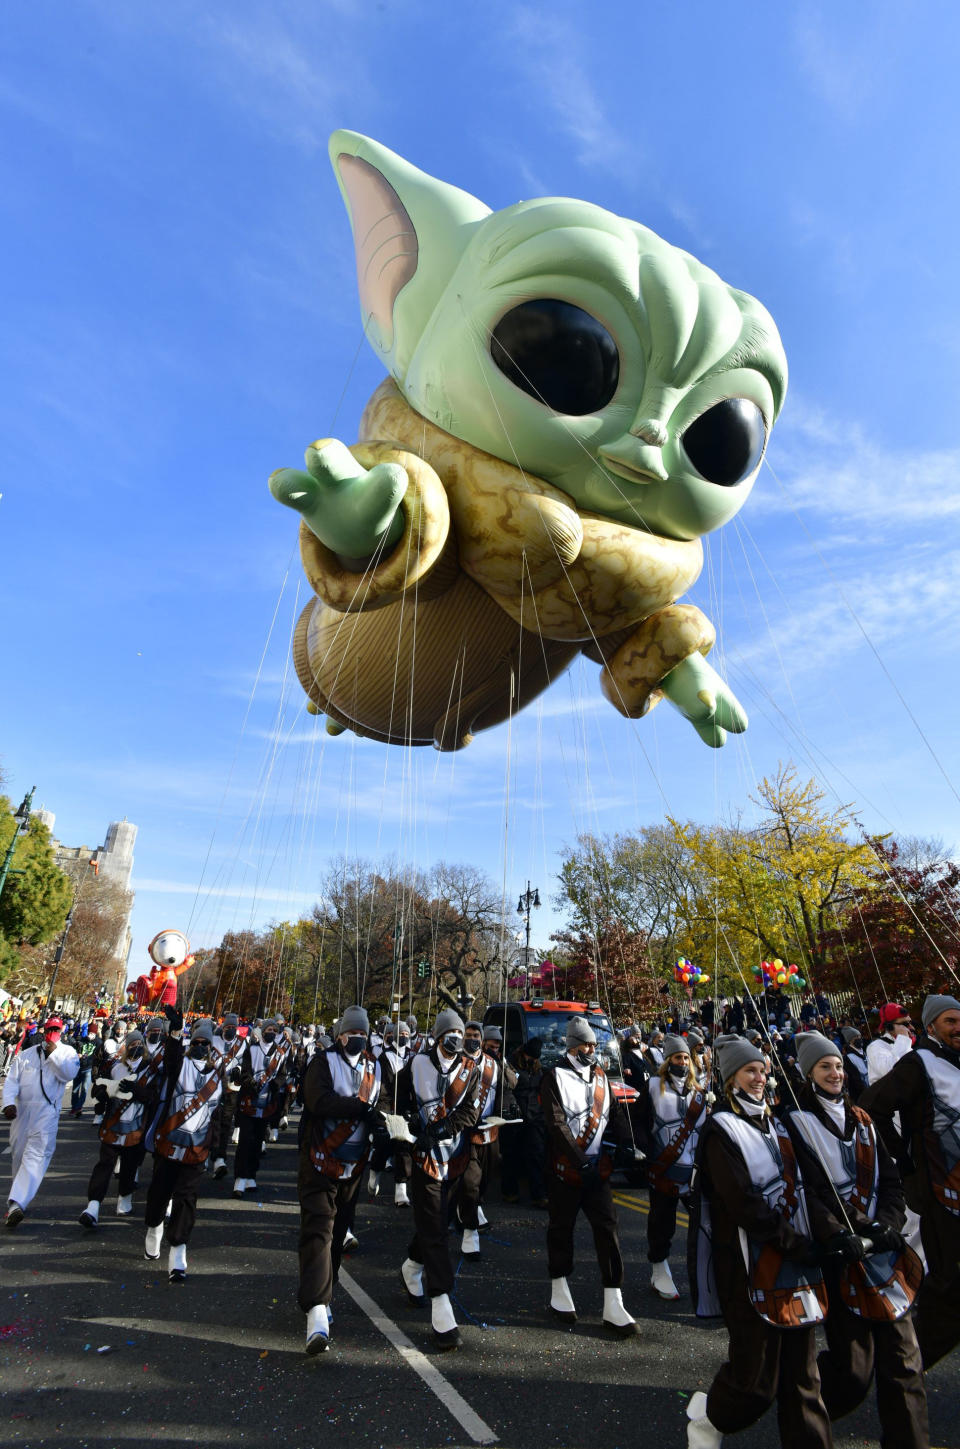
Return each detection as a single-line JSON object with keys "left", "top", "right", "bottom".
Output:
{"left": 44, "top": 814, "right": 137, "bottom": 1001}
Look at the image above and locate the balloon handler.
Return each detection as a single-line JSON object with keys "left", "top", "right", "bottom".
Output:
{"left": 395, "top": 1009, "right": 482, "bottom": 1350}
{"left": 686, "top": 1034, "right": 861, "bottom": 1449}
{"left": 3, "top": 1016, "right": 79, "bottom": 1229}
{"left": 539, "top": 1015, "right": 645, "bottom": 1336}
{"left": 296, "top": 1005, "right": 383, "bottom": 1354}
{"left": 142, "top": 1008, "right": 222, "bottom": 1283}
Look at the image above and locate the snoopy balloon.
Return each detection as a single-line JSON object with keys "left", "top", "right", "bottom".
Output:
{"left": 270, "top": 132, "right": 787, "bottom": 749}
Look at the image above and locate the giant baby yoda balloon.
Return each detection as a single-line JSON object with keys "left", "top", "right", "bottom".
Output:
{"left": 270, "top": 132, "right": 787, "bottom": 749}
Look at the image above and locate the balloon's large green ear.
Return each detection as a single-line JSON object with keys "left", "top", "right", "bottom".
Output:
{"left": 329, "top": 130, "right": 490, "bottom": 383}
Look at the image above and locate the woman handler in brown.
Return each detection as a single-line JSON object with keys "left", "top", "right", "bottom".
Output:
{"left": 786, "top": 1031, "right": 928, "bottom": 1449}
{"left": 687, "top": 1034, "right": 850, "bottom": 1449}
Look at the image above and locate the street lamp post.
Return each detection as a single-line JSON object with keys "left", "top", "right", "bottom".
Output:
{"left": 516, "top": 881, "right": 540, "bottom": 997}
{"left": 0, "top": 786, "right": 35, "bottom": 901}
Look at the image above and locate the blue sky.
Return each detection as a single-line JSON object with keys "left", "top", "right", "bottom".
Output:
{"left": 2, "top": 1, "right": 960, "bottom": 983}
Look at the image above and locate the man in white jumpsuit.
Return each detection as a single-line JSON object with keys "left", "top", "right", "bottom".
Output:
{"left": 2, "top": 1016, "right": 79, "bottom": 1229}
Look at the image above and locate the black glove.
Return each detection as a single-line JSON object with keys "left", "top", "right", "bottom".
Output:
{"left": 360, "top": 1101, "right": 379, "bottom": 1124}
{"left": 413, "top": 1131, "right": 434, "bottom": 1155}
{"left": 120, "top": 1077, "right": 139, "bottom": 1092}
{"left": 822, "top": 1231, "right": 868, "bottom": 1264}
{"left": 501, "top": 1099, "right": 523, "bottom": 1121}
{"left": 163, "top": 1005, "right": 183, "bottom": 1031}
{"left": 865, "top": 1221, "right": 906, "bottom": 1254}
{"left": 428, "top": 1119, "right": 453, "bottom": 1142}
{"left": 613, "top": 1142, "right": 645, "bottom": 1170}
{"left": 579, "top": 1159, "right": 601, "bottom": 1187}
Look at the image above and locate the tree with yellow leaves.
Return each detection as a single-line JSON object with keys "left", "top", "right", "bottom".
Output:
{"left": 669, "top": 766, "right": 880, "bottom": 994}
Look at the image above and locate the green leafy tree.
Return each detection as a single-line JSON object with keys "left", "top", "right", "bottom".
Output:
{"left": 0, "top": 798, "right": 71, "bottom": 982}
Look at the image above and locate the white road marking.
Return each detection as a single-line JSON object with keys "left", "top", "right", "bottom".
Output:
{"left": 339, "top": 1269, "right": 498, "bottom": 1446}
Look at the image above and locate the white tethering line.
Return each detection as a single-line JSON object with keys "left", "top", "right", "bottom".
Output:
{"left": 338, "top": 1271, "right": 498, "bottom": 1446}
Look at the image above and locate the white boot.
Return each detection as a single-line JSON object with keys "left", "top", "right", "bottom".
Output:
{"left": 343, "top": 1228, "right": 358, "bottom": 1252}
{"left": 549, "top": 1276, "right": 577, "bottom": 1323}
{"left": 430, "top": 1293, "right": 462, "bottom": 1350}
{"left": 164, "top": 1199, "right": 172, "bottom": 1219}
{"left": 401, "top": 1257, "right": 425, "bottom": 1302}
{"left": 168, "top": 1242, "right": 187, "bottom": 1283}
{"left": 394, "top": 1181, "right": 409, "bottom": 1207}
{"left": 279, "top": 1115, "right": 289, "bottom": 1131}
{"left": 230, "top": 1126, "right": 239, "bottom": 1146}
{"left": 233, "top": 1178, "right": 246, "bottom": 1198}
{"left": 79, "top": 1199, "right": 99, "bottom": 1230}
{"left": 477, "top": 1204, "right": 489, "bottom": 1231}
{"left": 213, "top": 1157, "right": 227, "bottom": 1180}
{"left": 602, "top": 1286, "right": 638, "bottom": 1337}
{"left": 116, "top": 1194, "right": 133, "bottom": 1216}
{"left": 113, "top": 1157, "right": 121, "bottom": 1177}
{"left": 367, "top": 1168, "right": 381, "bottom": 1198}
{"left": 461, "top": 1227, "right": 481, "bottom": 1260}
{"left": 268, "top": 1128, "right": 279, "bottom": 1143}
{"left": 305, "top": 1303, "right": 330, "bottom": 1355}
{"left": 651, "top": 1260, "right": 680, "bottom": 1300}
{"left": 686, "top": 1391, "right": 723, "bottom": 1448}
{"left": 144, "top": 1224, "right": 162, "bottom": 1260}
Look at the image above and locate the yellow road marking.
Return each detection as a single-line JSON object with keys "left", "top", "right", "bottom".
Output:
{"left": 612, "top": 1193, "right": 690, "bottom": 1228}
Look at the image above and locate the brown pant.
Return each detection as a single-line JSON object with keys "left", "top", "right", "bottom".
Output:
{"left": 818, "top": 1294, "right": 927, "bottom": 1449}
{"left": 297, "top": 1159, "right": 362, "bottom": 1310}
{"left": 450, "top": 1139, "right": 498, "bottom": 1229}
{"left": 706, "top": 1287, "right": 833, "bottom": 1448}
{"left": 407, "top": 1170, "right": 456, "bottom": 1297}
{"left": 916, "top": 1206, "right": 960, "bottom": 1369}
{"left": 546, "top": 1173, "right": 623, "bottom": 1287}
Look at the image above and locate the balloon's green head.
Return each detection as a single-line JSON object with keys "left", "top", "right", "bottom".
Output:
{"left": 330, "top": 130, "right": 787, "bottom": 542}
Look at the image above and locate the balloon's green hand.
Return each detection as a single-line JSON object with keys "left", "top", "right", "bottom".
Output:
{"left": 659, "top": 653, "right": 747, "bottom": 749}
{"left": 269, "top": 438, "right": 408, "bottom": 568}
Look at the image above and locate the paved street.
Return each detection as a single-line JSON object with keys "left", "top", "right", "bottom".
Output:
{"left": 2, "top": 1109, "right": 958, "bottom": 1449}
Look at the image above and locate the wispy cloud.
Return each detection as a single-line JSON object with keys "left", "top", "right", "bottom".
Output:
{"left": 133, "top": 876, "right": 317, "bottom": 906}
{"left": 764, "top": 397, "right": 960, "bottom": 529}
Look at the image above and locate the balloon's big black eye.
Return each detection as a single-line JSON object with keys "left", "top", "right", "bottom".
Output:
{"left": 490, "top": 299, "right": 620, "bottom": 415}
{"left": 680, "top": 398, "right": 766, "bottom": 487}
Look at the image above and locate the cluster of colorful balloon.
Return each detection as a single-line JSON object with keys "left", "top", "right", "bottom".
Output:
{"left": 753, "top": 958, "right": 807, "bottom": 989}
{"left": 674, "top": 958, "right": 710, "bottom": 988}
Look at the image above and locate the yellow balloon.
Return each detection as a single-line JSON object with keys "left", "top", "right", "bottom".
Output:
{"left": 773, "top": 958, "right": 783, "bottom": 970}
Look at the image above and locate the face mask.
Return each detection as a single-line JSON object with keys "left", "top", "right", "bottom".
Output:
{"left": 189, "top": 1042, "right": 209, "bottom": 1059}
{"left": 345, "top": 1034, "right": 366, "bottom": 1056}
{"left": 127, "top": 1048, "right": 143, "bottom": 1062}
{"left": 575, "top": 1047, "right": 596, "bottom": 1067}
{"left": 464, "top": 1038, "right": 482, "bottom": 1057}
{"left": 734, "top": 1087, "right": 767, "bottom": 1117}
{"left": 483, "top": 1042, "right": 499, "bottom": 1057}
{"left": 440, "top": 1033, "right": 463, "bottom": 1055}
{"left": 397, "top": 1037, "right": 410, "bottom": 1052}
{"left": 223, "top": 1028, "right": 237, "bottom": 1042}
{"left": 668, "top": 1064, "right": 688, "bottom": 1083}
{"left": 262, "top": 1032, "right": 276, "bottom": 1045}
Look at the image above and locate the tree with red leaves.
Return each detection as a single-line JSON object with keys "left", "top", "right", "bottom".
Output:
{"left": 549, "top": 918, "right": 664, "bottom": 1020}
{"left": 818, "top": 837, "right": 960, "bottom": 1006}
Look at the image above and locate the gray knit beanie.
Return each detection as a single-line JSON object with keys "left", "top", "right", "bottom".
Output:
{"left": 662, "top": 1034, "right": 689, "bottom": 1060}
{"left": 795, "top": 1031, "right": 841, "bottom": 1078}
{"left": 222, "top": 1013, "right": 239, "bottom": 1028}
{"left": 339, "top": 1005, "right": 369, "bottom": 1034}
{"left": 922, "top": 995, "right": 960, "bottom": 1030}
{"left": 190, "top": 1018, "right": 214, "bottom": 1043}
{"left": 840, "top": 1026, "right": 862, "bottom": 1046}
{"left": 482, "top": 1024, "right": 503, "bottom": 1043}
{"left": 433, "top": 1008, "right": 464, "bottom": 1038}
{"left": 715, "top": 1033, "right": 765, "bottom": 1085}
{"left": 566, "top": 1016, "right": 596, "bottom": 1047}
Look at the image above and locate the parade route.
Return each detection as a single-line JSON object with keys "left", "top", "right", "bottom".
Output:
{"left": 2, "top": 1108, "right": 959, "bottom": 1449}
